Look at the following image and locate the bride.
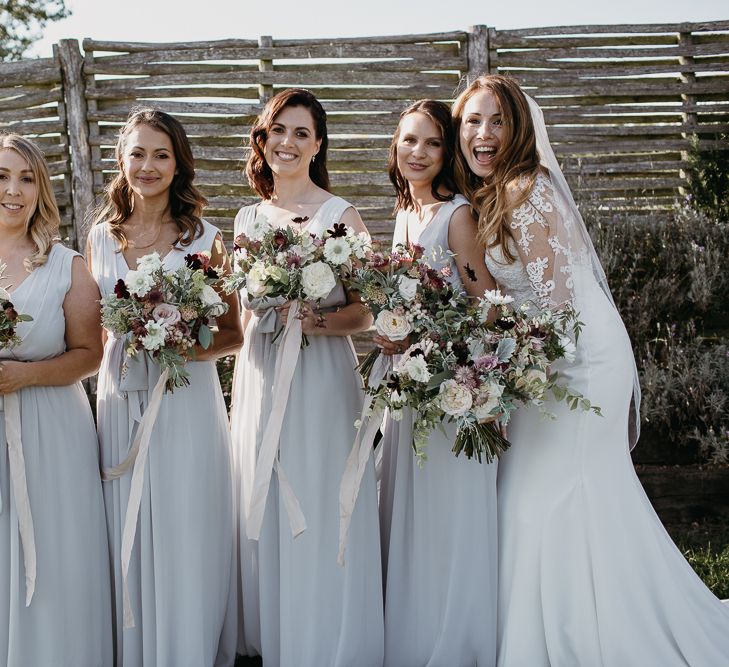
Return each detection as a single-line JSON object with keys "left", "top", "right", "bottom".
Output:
{"left": 452, "top": 74, "right": 729, "bottom": 666}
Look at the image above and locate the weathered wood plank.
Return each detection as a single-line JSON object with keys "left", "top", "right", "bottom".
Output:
{"left": 492, "top": 21, "right": 729, "bottom": 39}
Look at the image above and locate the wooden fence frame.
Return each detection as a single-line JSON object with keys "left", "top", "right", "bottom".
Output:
{"left": 1, "top": 21, "right": 727, "bottom": 251}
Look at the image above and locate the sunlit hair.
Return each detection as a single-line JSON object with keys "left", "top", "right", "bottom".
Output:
{"left": 93, "top": 107, "right": 206, "bottom": 250}
{"left": 388, "top": 100, "right": 457, "bottom": 212}
{"left": 0, "top": 133, "right": 59, "bottom": 272}
{"left": 452, "top": 75, "right": 540, "bottom": 260}
{"left": 246, "top": 88, "right": 330, "bottom": 199}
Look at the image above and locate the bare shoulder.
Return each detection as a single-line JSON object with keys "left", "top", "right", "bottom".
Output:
{"left": 339, "top": 205, "right": 368, "bottom": 235}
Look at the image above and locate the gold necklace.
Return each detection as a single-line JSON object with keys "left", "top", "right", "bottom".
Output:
{"left": 127, "top": 222, "right": 166, "bottom": 250}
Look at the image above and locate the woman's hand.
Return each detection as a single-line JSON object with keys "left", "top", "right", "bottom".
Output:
{"left": 0, "top": 360, "right": 33, "bottom": 394}
{"left": 277, "top": 301, "right": 322, "bottom": 336}
{"left": 373, "top": 333, "right": 410, "bottom": 356}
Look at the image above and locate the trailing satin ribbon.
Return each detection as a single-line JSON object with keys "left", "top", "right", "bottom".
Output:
{"left": 337, "top": 354, "right": 391, "bottom": 566}
{"left": 246, "top": 300, "right": 307, "bottom": 541}
{"left": 1, "top": 393, "right": 37, "bottom": 606}
{"left": 108, "top": 368, "right": 169, "bottom": 628}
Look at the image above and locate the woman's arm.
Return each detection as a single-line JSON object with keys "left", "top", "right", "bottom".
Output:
{"left": 448, "top": 204, "right": 497, "bottom": 299}
{"left": 0, "top": 256, "right": 103, "bottom": 393}
{"left": 194, "top": 233, "right": 244, "bottom": 361}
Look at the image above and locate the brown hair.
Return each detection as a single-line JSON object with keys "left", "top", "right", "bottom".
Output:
{"left": 246, "top": 88, "right": 330, "bottom": 199}
{"left": 452, "top": 75, "right": 540, "bottom": 260}
{"left": 388, "top": 99, "right": 457, "bottom": 212}
{"left": 93, "top": 107, "right": 206, "bottom": 250}
{"left": 0, "top": 133, "right": 59, "bottom": 271}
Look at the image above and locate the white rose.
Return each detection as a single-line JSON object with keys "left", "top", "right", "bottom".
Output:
{"left": 141, "top": 320, "right": 168, "bottom": 351}
{"left": 248, "top": 214, "right": 272, "bottom": 241}
{"left": 200, "top": 284, "right": 228, "bottom": 317}
{"left": 473, "top": 382, "right": 504, "bottom": 420}
{"left": 438, "top": 379, "right": 473, "bottom": 416}
{"left": 125, "top": 269, "right": 155, "bottom": 297}
{"left": 136, "top": 251, "right": 163, "bottom": 275}
{"left": 152, "top": 303, "right": 181, "bottom": 326}
{"left": 323, "top": 237, "right": 352, "bottom": 265}
{"left": 559, "top": 333, "right": 577, "bottom": 363}
{"left": 0, "top": 286, "right": 10, "bottom": 302}
{"left": 515, "top": 367, "right": 548, "bottom": 392}
{"left": 397, "top": 275, "right": 419, "bottom": 302}
{"left": 301, "top": 261, "right": 336, "bottom": 301}
{"left": 398, "top": 355, "right": 431, "bottom": 383}
{"left": 245, "top": 262, "right": 270, "bottom": 298}
{"left": 374, "top": 309, "right": 411, "bottom": 341}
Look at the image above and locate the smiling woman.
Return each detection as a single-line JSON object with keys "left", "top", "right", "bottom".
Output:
{"left": 0, "top": 133, "right": 112, "bottom": 666}
{"left": 87, "top": 108, "right": 242, "bottom": 667}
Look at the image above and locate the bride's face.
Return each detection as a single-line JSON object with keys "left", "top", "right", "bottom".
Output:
{"left": 459, "top": 89, "right": 504, "bottom": 178}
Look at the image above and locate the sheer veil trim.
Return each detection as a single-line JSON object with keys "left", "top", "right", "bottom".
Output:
{"left": 524, "top": 94, "right": 641, "bottom": 448}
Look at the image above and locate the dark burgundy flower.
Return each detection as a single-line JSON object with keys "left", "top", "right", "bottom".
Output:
{"left": 185, "top": 253, "right": 204, "bottom": 271}
{"left": 496, "top": 317, "right": 516, "bottom": 330}
{"left": 146, "top": 288, "right": 164, "bottom": 305}
{"left": 114, "top": 279, "right": 130, "bottom": 299}
{"left": 131, "top": 318, "right": 146, "bottom": 336}
{"left": 328, "top": 223, "right": 347, "bottom": 238}
{"left": 3, "top": 304, "right": 17, "bottom": 322}
{"left": 409, "top": 243, "right": 425, "bottom": 260}
{"left": 273, "top": 230, "right": 288, "bottom": 249}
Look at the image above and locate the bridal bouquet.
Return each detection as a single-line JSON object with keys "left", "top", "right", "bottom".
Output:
{"left": 100, "top": 251, "right": 228, "bottom": 391}
{"left": 224, "top": 214, "right": 370, "bottom": 340}
{"left": 346, "top": 241, "right": 464, "bottom": 384}
{"left": 0, "top": 262, "right": 32, "bottom": 349}
{"left": 363, "top": 284, "right": 600, "bottom": 463}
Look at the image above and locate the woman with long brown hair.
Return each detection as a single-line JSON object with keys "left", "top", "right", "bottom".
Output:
{"left": 376, "top": 99, "right": 500, "bottom": 666}
{"left": 453, "top": 74, "right": 729, "bottom": 666}
{"left": 231, "top": 88, "right": 383, "bottom": 666}
{"left": 0, "top": 133, "right": 111, "bottom": 665}
{"left": 87, "top": 108, "right": 241, "bottom": 666}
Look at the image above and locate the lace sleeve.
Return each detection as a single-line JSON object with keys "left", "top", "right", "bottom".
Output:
{"left": 508, "top": 172, "right": 579, "bottom": 309}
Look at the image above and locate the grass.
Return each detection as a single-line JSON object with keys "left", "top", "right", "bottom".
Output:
{"left": 671, "top": 520, "right": 729, "bottom": 600}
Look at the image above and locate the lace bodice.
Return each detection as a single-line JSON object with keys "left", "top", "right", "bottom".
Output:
{"left": 484, "top": 172, "right": 584, "bottom": 310}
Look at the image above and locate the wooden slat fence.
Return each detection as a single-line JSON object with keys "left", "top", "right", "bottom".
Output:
{"left": 0, "top": 21, "right": 727, "bottom": 250}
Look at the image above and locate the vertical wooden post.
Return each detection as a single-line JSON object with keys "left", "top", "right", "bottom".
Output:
{"left": 258, "top": 35, "right": 274, "bottom": 105}
{"left": 56, "top": 39, "right": 94, "bottom": 251}
{"left": 467, "top": 25, "right": 490, "bottom": 83}
{"left": 678, "top": 29, "right": 697, "bottom": 197}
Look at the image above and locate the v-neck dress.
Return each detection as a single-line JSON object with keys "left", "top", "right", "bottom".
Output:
{"left": 0, "top": 243, "right": 112, "bottom": 666}
{"left": 89, "top": 221, "right": 237, "bottom": 667}
{"left": 379, "top": 195, "right": 499, "bottom": 667}
{"left": 231, "top": 196, "right": 384, "bottom": 667}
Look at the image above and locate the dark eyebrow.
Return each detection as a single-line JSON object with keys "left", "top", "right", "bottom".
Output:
{"left": 129, "top": 145, "right": 171, "bottom": 151}
{"left": 271, "top": 122, "right": 311, "bottom": 131}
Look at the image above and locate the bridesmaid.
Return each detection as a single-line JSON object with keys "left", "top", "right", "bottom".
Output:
{"left": 376, "top": 100, "right": 499, "bottom": 666}
{"left": 0, "top": 134, "right": 111, "bottom": 665}
{"left": 87, "top": 108, "right": 242, "bottom": 667}
{"left": 232, "top": 88, "right": 384, "bottom": 666}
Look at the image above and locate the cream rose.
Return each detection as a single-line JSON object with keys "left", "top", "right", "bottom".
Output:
{"left": 245, "top": 262, "right": 269, "bottom": 298}
{"left": 200, "top": 284, "right": 228, "bottom": 317}
{"left": 397, "top": 275, "right": 419, "bottom": 302}
{"left": 438, "top": 379, "right": 473, "bottom": 416}
{"left": 301, "top": 261, "right": 337, "bottom": 300}
{"left": 374, "top": 309, "right": 412, "bottom": 341}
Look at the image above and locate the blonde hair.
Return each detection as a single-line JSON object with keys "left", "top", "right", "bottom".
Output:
{"left": 452, "top": 75, "right": 540, "bottom": 260}
{"left": 0, "top": 133, "right": 59, "bottom": 271}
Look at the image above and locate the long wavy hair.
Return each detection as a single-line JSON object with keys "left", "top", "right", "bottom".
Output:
{"left": 246, "top": 88, "right": 330, "bottom": 199}
{"left": 0, "top": 133, "right": 59, "bottom": 271}
{"left": 452, "top": 75, "right": 540, "bottom": 260}
{"left": 93, "top": 107, "right": 206, "bottom": 250}
{"left": 388, "top": 99, "right": 457, "bottom": 212}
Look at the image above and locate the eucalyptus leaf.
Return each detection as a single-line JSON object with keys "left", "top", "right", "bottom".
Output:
{"left": 198, "top": 324, "right": 212, "bottom": 349}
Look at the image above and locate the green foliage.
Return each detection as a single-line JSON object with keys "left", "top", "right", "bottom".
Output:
{"left": 687, "top": 134, "right": 729, "bottom": 222}
{"left": 0, "top": 0, "right": 69, "bottom": 61}
{"left": 673, "top": 521, "right": 729, "bottom": 599}
{"left": 587, "top": 206, "right": 729, "bottom": 464}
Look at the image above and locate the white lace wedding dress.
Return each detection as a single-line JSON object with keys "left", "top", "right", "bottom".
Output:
{"left": 488, "top": 171, "right": 729, "bottom": 667}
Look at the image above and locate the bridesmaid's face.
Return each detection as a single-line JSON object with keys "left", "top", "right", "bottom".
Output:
{"left": 459, "top": 90, "right": 504, "bottom": 178}
{"left": 263, "top": 105, "right": 322, "bottom": 179}
{"left": 395, "top": 112, "right": 444, "bottom": 189}
{"left": 121, "top": 124, "right": 177, "bottom": 202}
{"left": 0, "top": 149, "right": 38, "bottom": 232}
